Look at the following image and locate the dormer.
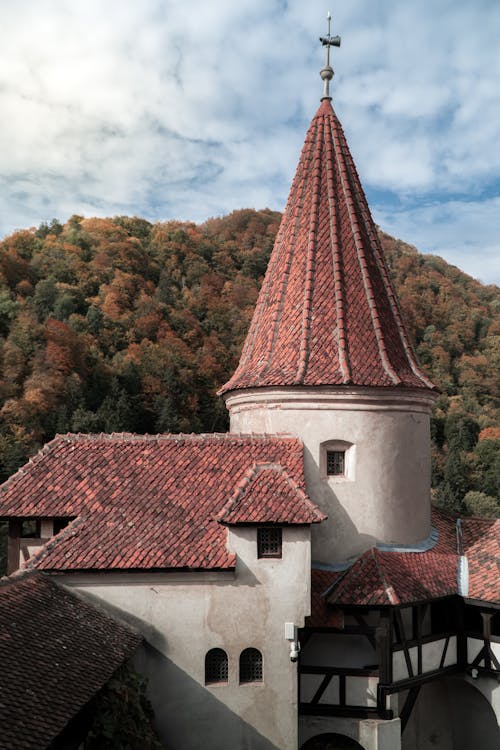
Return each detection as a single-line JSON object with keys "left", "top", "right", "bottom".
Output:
{"left": 6, "top": 517, "right": 70, "bottom": 574}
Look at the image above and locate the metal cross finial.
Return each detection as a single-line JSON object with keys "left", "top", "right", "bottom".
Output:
{"left": 319, "top": 11, "right": 341, "bottom": 100}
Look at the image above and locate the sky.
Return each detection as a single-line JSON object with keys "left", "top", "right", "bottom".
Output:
{"left": 0, "top": 0, "right": 499, "bottom": 285}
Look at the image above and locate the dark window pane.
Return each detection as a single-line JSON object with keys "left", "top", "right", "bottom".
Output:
{"left": 257, "top": 527, "right": 282, "bottom": 558}
{"left": 54, "top": 518, "right": 70, "bottom": 535}
{"left": 430, "top": 600, "right": 455, "bottom": 635}
{"left": 205, "top": 648, "right": 228, "bottom": 684}
{"left": 240, "top": 648, "right": 263, "bottom": 683}
{"left": 327, "top": 450, "right": 345, "bottom": 476}
{"left": 21, "top": 519, "right": 39, "bottom": 538}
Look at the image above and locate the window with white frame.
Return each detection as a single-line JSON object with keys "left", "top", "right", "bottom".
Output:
{"left": 321, "top": 440, "right": 355, "bottom": 480}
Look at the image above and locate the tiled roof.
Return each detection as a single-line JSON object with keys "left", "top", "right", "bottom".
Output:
{"left": 217, "top": 462, "right": 326, "bottom": 525}
{"left": 0, "top": 572, "right": 141, "bottom": 750}
{"left": 307, "top": 568, "right": 344, "bottom": 628}
{"left": 0, "top": 433, "right": 321, "bottom": 571}
{"left": 220, "top": 99, "right": 435, "bottom": 394}
{"left": 462, "top": 516, "right": 500, "bottom": 603}
{"left": 307, "top": 509, "right": 500, "bottom": 618}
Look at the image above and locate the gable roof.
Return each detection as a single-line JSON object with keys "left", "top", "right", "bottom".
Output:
{"left": 307, "top": 509, "right": 500, "bottom": 620}
{"left": 220, "top": 99, "right": 435, "bottom": 395}
{"left": 0, "top": 432, "right": 322, "bottom": 571}
{"left": 217, "top": 462, "right": 326, "bottom": 525}
{"left": 0, "top": 572, "right": 140, "bottom": 750}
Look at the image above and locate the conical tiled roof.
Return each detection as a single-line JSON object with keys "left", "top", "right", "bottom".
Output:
{"left": 220, "top": 99, "right": 435, "bottom": 394}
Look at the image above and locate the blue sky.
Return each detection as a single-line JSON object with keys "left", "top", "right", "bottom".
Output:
{"left": 0, "top": 0, "right": 499, "bottom": 284}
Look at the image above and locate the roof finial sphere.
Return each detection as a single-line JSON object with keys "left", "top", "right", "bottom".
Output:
{"left": 319, "top": 11, "right": 341, "bottom": 100}
{"left": 320, "top": 66, "right": 334, "bottom": 82}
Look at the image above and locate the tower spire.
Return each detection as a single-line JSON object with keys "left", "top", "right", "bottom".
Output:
{"left": 319, "top": 11, "right": 341, "bottom": 100}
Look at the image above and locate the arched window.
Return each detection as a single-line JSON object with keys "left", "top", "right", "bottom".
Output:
{"left": 239, "top": 648, "right": 263, "bottom": 683}
{"left": 205, "top": 648, "right": 228, "bottom": 684}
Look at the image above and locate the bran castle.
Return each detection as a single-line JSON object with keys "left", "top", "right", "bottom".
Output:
{"left": 1, "top": 24, "right": 499, "bottom": 750}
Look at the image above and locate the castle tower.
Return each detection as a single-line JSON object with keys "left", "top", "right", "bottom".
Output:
{"left": 219, "top": 25, "right": 437, "bottom": 563}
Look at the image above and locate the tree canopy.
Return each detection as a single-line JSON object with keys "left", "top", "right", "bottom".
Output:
{"left": 0, "top": 211, "right": 497, "bottom": 521}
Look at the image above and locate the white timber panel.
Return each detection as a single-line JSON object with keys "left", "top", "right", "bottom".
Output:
{"left": 468, "top": 637, "right": 484, "bottom": 665}
{"left": 318, "top": 676, "right": 340, "bottom": 704}
{"left": 300, "top": 674, "right": 325, "bottom": 703}
{"left": 490, "top": 641, "right": 500, "bottom": 667}
{"left": 421, "top": 637, "right": 457, "bottom": 672}
{"left": 443, "top": 636, "right": 457, "bottom": 668}
{"left": 393, "top": 649, "right": 409, "bottom": 682}
{"left": 345, "top": 675, "right": 378, "bottom": 707}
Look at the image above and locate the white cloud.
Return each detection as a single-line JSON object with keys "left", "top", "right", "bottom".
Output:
{"left": 373, "top": 197, "right": 500, "bottom": 286}
{"left": 0, "top": 0, "right": 499, "bottom": 284}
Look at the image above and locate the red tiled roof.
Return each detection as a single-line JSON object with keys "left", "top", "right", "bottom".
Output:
{"left": 220, "top": 99, "right": 435, "bottom": 394}
{"left": 217, "top": 462, "right": 326, "bottom": 524}
{"left": 308, "top": 509, "right": 500, "bottom": 617}
{"left": 462, "top": 516, "right": 500, "bottom": 603}
{"left": 0, "top": 572, "right": 140, "bottom": 750}
{"left": 0, "top": 433, "right": 322, "bottom": 571}
{"left": 307, "top": 568, "right": 344, "bottom": 628}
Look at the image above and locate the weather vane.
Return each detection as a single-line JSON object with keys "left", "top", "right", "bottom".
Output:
{"left": 319, "top": 11, "right": 341, "bottom": 100}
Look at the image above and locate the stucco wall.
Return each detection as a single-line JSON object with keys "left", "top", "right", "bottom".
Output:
{"left": 226, "top": 387, "right": 435, "bottom": 562}
{"left": 401, "top": 676, "right": 500, "bottom": 750}
{"left": 299, "top": 716, "right": 402, "bottom": 750}
{"left": 60, "top": 525, "right": 311, "bottom": 750}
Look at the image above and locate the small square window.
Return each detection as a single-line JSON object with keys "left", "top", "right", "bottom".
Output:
{"left": 327, "top": 450, "right": 345, "bottom": 476}
{"left": 21, "top": 519, "right": 39, "bottom": 538}
{"left": 257, "top": 527, "right": 282, "bottom": 558}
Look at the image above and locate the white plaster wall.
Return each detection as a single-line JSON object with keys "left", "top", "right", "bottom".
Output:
{"left": 345, "top": 676, "right": 379, "bottom": 708}
{"left": 226, "top": 387, "right": 435, "bottom": 562}
{"left": 402, "top": 677, "right": 500, "bottom": 750}
{"left": 60, "top": 526, "right": 311, "bottom": 750}
{"left": 393, "top": 638, "right": 457, "bottom": 682}
{"left": 463, "top": 673, "right": 500, "bottom": 726}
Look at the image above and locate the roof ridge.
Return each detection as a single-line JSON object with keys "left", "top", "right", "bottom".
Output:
{"left": 0, "top": 434, "right": 64, "bottom": 496}
{"left": 330, "top": 118, "right": 401, "bottom": 386}
{"left": 325, "top": 113, "right": 351, "bottom": 383}
{"left": 250, "top": 116, "right": 320, "bottom": 382}
{"left": 295, "top": 116, "right": 323, "bottom": 383}
{"left": 0, "top": 568, "right": 41, "bottom": 587}
{"left": 371, "top": 548, "right": 399, "bottom": 605}
{"left": 216, "top": 461, "right": 325, "bottom": 525}
{"left": 216, "top": 462, "right": 291, "bottom": 522}
{"left": 48, "top": 432, "right": 300, "bottom": 444}
{"left": 23, "top": 516, "right": 86, "bottom": 570}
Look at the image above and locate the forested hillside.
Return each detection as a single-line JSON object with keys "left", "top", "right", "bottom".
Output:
{"left": 0, "top": 210, "right": 498, "bottom": 522}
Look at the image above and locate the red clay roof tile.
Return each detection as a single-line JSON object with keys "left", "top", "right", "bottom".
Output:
{"left": 0, "top": 572, "right": 140, "bottom": 750}
{"left": 219, "top": 100, "right": 435, "bottom": 395}
{"left": 313, "top": 509, "right": 500, "bottom": 613}
{"left": 0, "top": 432, "right": 321, "bottom": 571}
{"left": 217, "top": 462, "right": 326, "bottom": 525}
{"left": 462, "top": 516, "right": 500, "bottom": 603}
